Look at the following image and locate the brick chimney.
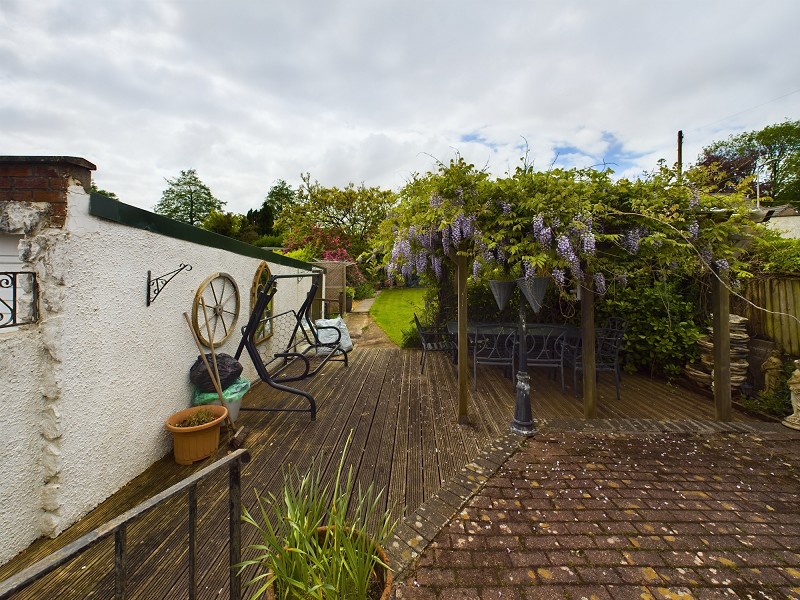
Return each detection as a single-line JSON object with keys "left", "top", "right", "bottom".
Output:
{"left": 0, "top": 156, "right": 97, "bottom": 227}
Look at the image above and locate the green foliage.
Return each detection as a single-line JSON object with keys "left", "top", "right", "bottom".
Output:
{"left": 175, "top": 409, "right": 216, "bottom": 428}
{"left": 90, "top": 181, "right": 119, "bottom": 200}
{"left": 369, "top": 287, "right": 426, "bottom": 347}
{"left": 388, "top": 155, "right": 753, "bottom": 304}
{"left": 277, "top": 173, "right": 396, "bottom": 259}
{"left": 281, "top": 246, "right": 317, "bottom": 263}
{"left": 746, "top": 229, "right": 800, "bottom": 275}
{"left": 597, "top": 277, "right": 703, "bottom": 378}
{"left": 353, "top": 282, "right": 375, "bottom": 301}
{"left": 153, "top": 169, "right": 224, "bottom": 226}
{"left": 247, "top": 180, "right": 295, "bottom": 236}
{"left": 739, "top": 359, "right": 793, "bottom": 417}
{"left": 239, "top": 432, "right": 395, "bottom": 600}
{"left": 202, "top": 210, "right": 259, "bottom": 244}
{"left": 700, "top": 119, "right": 800, "bottom": 207}
{"left": 253, "top": 234, "right": 285, "bottom": 248}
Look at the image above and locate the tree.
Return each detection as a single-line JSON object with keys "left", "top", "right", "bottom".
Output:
{"left": 277, "top": 174, "right": 396, "bottom": 258}
{"left": 90, "top": 181, "right": 119, "bottom": 199}
{"left": 699, "top": 119, "right": 800, "bottom": 206}
{"left": 153, "top": 169, "right": 224, "bottom": 226}
{"left": 246, "top": 179, "right": 295, "bottom": 236}
{"left": 202, "top": 210, "right": 260, "bottom": 244}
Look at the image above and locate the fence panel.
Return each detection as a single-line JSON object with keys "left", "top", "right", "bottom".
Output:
{"left": 739, "top": 276, "right": 800, "bottom": 355}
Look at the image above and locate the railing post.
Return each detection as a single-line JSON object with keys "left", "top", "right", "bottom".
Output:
{"left": 230, "top": 459, "right": 243, "bottom": 600}
{"left": 114, "top": 524, "right": 127, "bottom": 600}
{"left": 0, "top": 449, "right": 250, "bottom": 600}
{"left": 188, "top": 484, "right": 197, "bottom": 600}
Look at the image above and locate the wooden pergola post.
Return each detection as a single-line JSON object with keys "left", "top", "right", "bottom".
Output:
{"left": 456, "top": 255, "right": 469, "bottom": 424}
{"left": 712, "top": 265, "right": 732, "bottom": 421}
{"left": 580, "top": 278, "right": 597, "bottom": 419}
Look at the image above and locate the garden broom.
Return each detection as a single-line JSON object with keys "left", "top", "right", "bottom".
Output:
{"left": 182, "top": 310, "right": 247, "bottom": 450}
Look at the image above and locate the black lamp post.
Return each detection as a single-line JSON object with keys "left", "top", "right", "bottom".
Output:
{"left": 511, "top": 296, "right": 534, "bottom": 434}
{"left": 488, "top": 276, "right": 549, "bottom": 436}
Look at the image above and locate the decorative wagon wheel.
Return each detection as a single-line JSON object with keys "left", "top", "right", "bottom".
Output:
{"left": 250, "top": 261, "right": 274, "bottom": 345}
{"left": 192, "top": 272, "right": 240, "bottom": 347}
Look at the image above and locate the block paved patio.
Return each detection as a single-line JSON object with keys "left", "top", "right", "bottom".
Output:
{"left": 391, "top": 419, "right": 800, "bottom": 600}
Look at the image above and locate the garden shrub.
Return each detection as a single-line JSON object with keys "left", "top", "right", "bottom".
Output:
{"left": 253, "top": 234, "right": 284, "bottom": 248}
{"left": 354, "top": 282, "right": 375, "bottom": 300}
{"left": 738, "top": 358, "right": 793, "bottom": 418}
{"left": 746, "top": 230, "right": 800, "bottom": 275}
{"left": 597, "top": 277, "right": 704, "bottom": 379}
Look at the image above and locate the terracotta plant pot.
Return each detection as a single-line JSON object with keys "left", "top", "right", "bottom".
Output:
{"left": 165, "top": 404, "right": 227, "bottom": 465}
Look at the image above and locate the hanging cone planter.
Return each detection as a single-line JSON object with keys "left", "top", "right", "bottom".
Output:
{"left": 488, "top": 279, "right": 516, "bottom": 311}
{"left": 517, "top": 276, "right": 549, "bottom": 313}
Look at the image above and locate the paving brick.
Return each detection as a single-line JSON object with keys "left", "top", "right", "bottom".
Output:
{"left": 395, "top": 427, "right": 800, "bottom": 600}
{"left": 479, "top": 587, "right": 523, "bottom": 599}
{"left": 440, "top": 588, "right": 481, "bottom": 599}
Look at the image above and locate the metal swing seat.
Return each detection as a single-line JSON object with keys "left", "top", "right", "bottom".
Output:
{"left": 234, "top": 275, "right": 349, "bottom": 421}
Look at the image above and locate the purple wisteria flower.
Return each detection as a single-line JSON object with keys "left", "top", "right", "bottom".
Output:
{"left": 594, "top": 272, "right": 607, "bottom": 295}
{"left": 432, "top": 255, "right": 443, "bottom": 280}
{"left": 538, "top": 226, "right": 553, "bottom": 248}
{"left": 532, "top": 214, "right": 544, "bottom": 238}
{"left": 582, "top": 230, "right": 596, "bottom": 256}
{"left": 441, "top": 228, "right": 451, "bottom": 256}
{"left": 500, "top": 201, "right": 512, "bottom": 215}
{"left": 391, "top": 238, "right": 411, "bottom": 263}
{"left": 495, "top": 247, "right": 507, "bottom": 265}
{"left": 700, "top": 247, "right": 713, "bottom": 265}
{"left": 556, "top": 235, "right": 579, "bottom": 271}
{"left": 414, "top": 252, "right": 428, "bottom": 274}
{"left": 450, "top": 221, "right": 462, "bottom": 246}
{"left": 690, "top": 192, "right": 699, "bottom": 208}
{"left": 552, "top": 268, "right": 566, "bottom": 288}
{"left": 715, "top": 258, "right": 730, "bottom": 271}
{"left": 522, "top": 260, "right": 535, "bottom": 280}
{"left": 688, "top": 221, "right": 699, "bottom": 240}
{"left": 622, "top": 227, "right": 648, "bottom": 255}
{"left": 430, "top": 193, "right": 443, "bottom": 208}
{"left": 401, "top": 261, "right": 413, "bottom": 280}
{"left": 472, "top": 259, "right": 482, "bottom": 278}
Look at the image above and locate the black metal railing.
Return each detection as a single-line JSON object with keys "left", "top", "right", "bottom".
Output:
{"left": 0, "top": 449, "right": 251, "bottom": 600}
{"left": 0, "top": 271, "right": 38, "bottom": 329}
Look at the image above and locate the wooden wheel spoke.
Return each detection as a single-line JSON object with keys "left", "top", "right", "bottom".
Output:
{"left": 193, "top": 272, "right": 240, "bottom": 347}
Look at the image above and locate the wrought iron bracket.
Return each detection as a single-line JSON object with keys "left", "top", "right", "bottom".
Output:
{"left": 147, "top": 264, "right": 192, "bottom": 306}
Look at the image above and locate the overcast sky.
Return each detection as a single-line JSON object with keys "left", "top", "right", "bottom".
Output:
{"left": 2, "top": 1, "right": 799, "bottom": 215}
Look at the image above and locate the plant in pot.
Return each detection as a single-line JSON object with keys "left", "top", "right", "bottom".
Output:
{"left": 165, "top": 404, "right": 227, "bottom": 465}
{"left": 239, "top": 433, "right": 395, "bottom": 599}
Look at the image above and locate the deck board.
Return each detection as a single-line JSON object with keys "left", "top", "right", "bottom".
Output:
{"left": 0, "top": 347, "right": 756, "bottom": 599}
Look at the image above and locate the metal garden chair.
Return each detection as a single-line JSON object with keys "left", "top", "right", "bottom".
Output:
{"left": 562, "top": 325, "right": 627, "bottom": 400}
{"left": 414, "top": 313, "right": 454, "bottom": 374}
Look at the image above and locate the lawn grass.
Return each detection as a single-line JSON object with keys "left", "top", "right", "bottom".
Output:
{"left": 369, "top": 287, "right": 426, "bottom": 346}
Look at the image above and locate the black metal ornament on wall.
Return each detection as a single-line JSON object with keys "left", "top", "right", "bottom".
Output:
{"left": 147, "top": 263, "right": 192, "bottom": 306}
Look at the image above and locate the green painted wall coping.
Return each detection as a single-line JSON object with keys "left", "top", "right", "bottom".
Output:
{"left": 88, "top": 193, "right": 316, "bottom": 271}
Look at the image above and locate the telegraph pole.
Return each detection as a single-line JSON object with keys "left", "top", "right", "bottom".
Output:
{"left": 677, "top": 130, "right": 684, "bottom": 177}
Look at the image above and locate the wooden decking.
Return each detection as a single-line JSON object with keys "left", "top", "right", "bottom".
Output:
{"left": 0, "top": 347, "right": 755, "bottom": 599}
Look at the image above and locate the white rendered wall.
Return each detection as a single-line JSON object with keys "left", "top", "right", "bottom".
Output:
{"left": 766, "top": 216, "right": 800, "bottom": 239}
{"left": 0, "top": 185, "right": 313, "bottom": 565}
{"left": 0, "top": 328, "right": 45, "bottom": 565}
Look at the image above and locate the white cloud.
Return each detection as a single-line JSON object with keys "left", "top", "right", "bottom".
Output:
{"left": 1, "top": 0, "right": 798, "bottom": 214}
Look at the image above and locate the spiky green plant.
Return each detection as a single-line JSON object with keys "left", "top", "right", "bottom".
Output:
{"left": 238, "top": 432, "right": 395, "bottom": 599}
